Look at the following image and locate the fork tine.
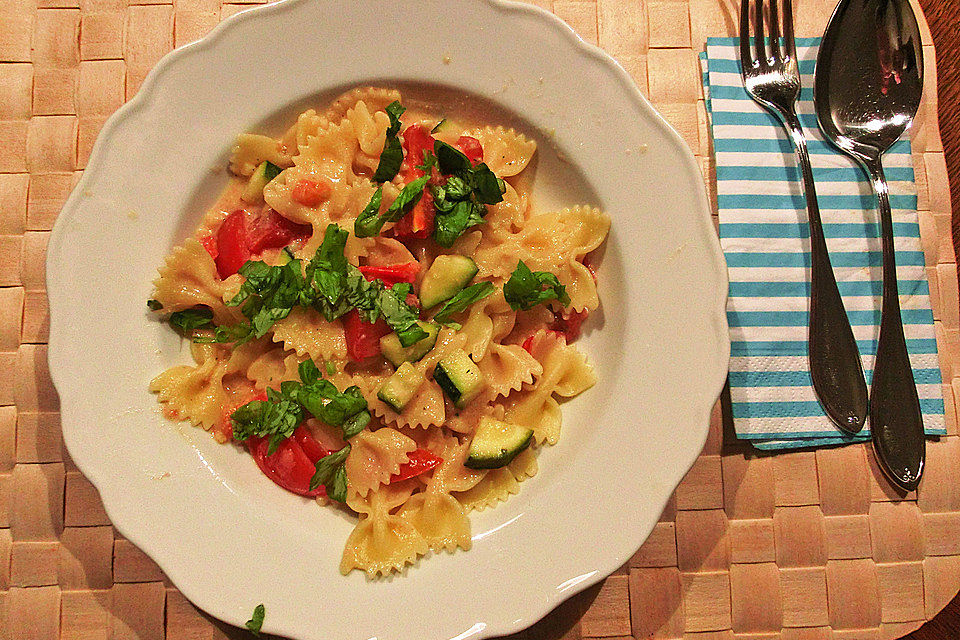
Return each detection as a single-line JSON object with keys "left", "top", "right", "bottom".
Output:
{"left": 739, "top": 0, "right": 753, "bottom": 71}
{"left": 782, "top": 0, "right": 796, "bottom": 60}
{"left": 769, "top": 0, "right": 782, "bottom": 59}
{"left": 753, "top": 0, "right": 766, "bottom": 64}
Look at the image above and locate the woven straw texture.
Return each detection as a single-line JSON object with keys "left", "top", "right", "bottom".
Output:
{"left": 1, "top": 0, "right": 957, "bottom": 638}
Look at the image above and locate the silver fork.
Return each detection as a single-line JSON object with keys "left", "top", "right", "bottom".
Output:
{"left": 739, "top": 0, "right": 868, "bottom": 433}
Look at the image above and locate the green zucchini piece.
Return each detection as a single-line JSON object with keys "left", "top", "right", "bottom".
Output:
{"left": 419, "top": 255, "right": 479, "bottom": 309}
{"left": 464, "top": 416, "right": 534, "bottom": 469}
{"left": 380, "top": 321, "right": 440, "bottom": 367}
{"left": 377, "top": 362, "right": 423, "bottom": 412}
{"left": 241, "top": 161, "right": 282, "bottom": 204}
{"left": 432, "top": 349, "right": 484, "bottom": 409}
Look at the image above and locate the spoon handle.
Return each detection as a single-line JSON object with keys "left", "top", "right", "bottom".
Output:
{"left": 783, "top": 111, "right": 869, "bottom": 433}
{"left": 864, "top": 157, "right": 925, "bottom": 491}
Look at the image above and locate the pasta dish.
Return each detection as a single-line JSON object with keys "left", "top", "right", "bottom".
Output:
{"left": 147, "top": 87, "right": 609, "bottom": 576}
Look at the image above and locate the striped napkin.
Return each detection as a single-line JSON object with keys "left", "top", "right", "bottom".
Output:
{"left": 701, "top": 37, "right": 946, "bottom": 450}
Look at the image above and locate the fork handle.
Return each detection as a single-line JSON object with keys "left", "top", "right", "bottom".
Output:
{"left": 782, "top": 111, "right": 869, "bottom": 433}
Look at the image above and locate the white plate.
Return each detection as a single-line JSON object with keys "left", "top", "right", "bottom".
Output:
{"left": 46, "top": 1, "right": 729, "bottom": 638}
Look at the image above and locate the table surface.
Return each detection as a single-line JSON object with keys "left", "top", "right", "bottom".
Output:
{"left": 907, "top": 2, "right": 959, "bottom": 639}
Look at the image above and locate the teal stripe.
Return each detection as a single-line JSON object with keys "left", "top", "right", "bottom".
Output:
{"left": 720, "top": 222, "right": 920, "bottom": 239}
{"left": 729, "top": 368, "right": 942, "bottom": 387}
{"left": 733, "top": 398, "right": 944, "bottom": 418}
{"left": 739, "top": 430, "right": 869, "bottom": 440}
{"left": 728, "top": 308, "right": 934, "bottom": 327}
{"left": 725, "top": 251, "right": 926, "bottom": 268}
{"left": 708, "top": 36, "right": 821, "bottom": 47}
{"left": 710, "top": 84, "right": 815, "bottom": 102}
{"left": 730, "top": 338, "right": 938, "bottom": 356}
{"left": 708, "top": 57, "right": 818, "bottom": 75}
{"left": 715, "top": 136, "right": 913, "bottom": 157}
{"left": 710, "top": 110, "right": 818, "bottom": 129}
{"left": 716, "top": 164, "right": 915, "bottom": 182}
{"left": 728, "top": 279, "right": 929, "bottom": 298}
{"left": 718, "top": 193, "right": 916, "bottom": 210}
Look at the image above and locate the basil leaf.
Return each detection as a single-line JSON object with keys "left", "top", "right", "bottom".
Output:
{"left": 305, "top": 224, "right": 349, "bottom": 305}
{"left": 344, "top": 265, "right": 383, "bottom": 324}
{"left": 341, "top": 409, "right": 371, "bottom": 439}
{"left": 433, "top": 200, "right": 484, "bottom": 248}
{"left": 416, "top": 151, "right": 438, "bottom": 174}
{"left": 354, "top": 186, "right": 384, "bottom": 238}
{"left": 298, "top": 359, "right": 321, "bottom": 385}
{"left": 373, "top": 137, "right": 403, "bottom": 183}
{"left": 443, "top": 175, "right": 472, "bottom": 200}
{"left": 434, "top": 140, "right": 472, "bottom": 174}
{"left": 433, "top": 281, "right": 496, "bottom": 325}
{"left": 230, "top": 392, "right": 302, "bottom": 455}
{"left": 472, "top": 163, "right": 505, "bottom": 205}
{"left": 147, "top": 299, "right": 163, "bottom": 311}
{"left": 168, "top": 307, "right": 214, "bottom": 334}
{"left": 309, "top": 445, "right": 351, "bottom": 497}
{"left": 503, "top": 260, "right": 571, "bottom": 311}
{"left": 384, "top": 101, "right": 405, "bottom": 136}
{"left": 325, "top": 361, "right": 337, "bottom": 376}
{"left": 383, "top": 175, "right": 430, "bottom": 222}
{"left": 245, "top": 604, "right": 265, "bottom": 636}
{"left": 329, "top": 465, "right": 349, "bottom": 502}
{"left": 379, "top": 283, "right": 428, "bottom": 347}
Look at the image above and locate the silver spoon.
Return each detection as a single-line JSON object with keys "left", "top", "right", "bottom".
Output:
{"left": 814, "top": 0, "right": 925, "bottom": 491}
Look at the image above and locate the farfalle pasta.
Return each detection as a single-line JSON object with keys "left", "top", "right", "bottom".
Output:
{"left": 148, "top": 87, "right": 609, "bottom": 576}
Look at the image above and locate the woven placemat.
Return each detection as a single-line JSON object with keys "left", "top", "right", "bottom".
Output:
{"left": 1, "top": 0, "right": 957, "bottom": 638}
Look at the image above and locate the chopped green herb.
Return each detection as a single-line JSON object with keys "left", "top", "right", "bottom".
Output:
{"left": 429, "top": 141, "right": 506, "bottom": 247}
{"left": 379, "top": 283, "right": 428, "bottom": 347}
{"left": 147, "top": 299, "right": 163, "bottom": 311}
{"left": 503, "top": 260, "right": 571, "bottom": 311}
{"left": 231, "top": 386, "right": 303, "bottom": 455}
{"left": 325, "top": 361, "right": 337, "bottom": 376}
{"left": 430, "top": 118, "right": 447, "bottom": 134}
{"left": 168, "top": 307, "right": 214, "bottom": 334}
{"left": 245, "top": 604, "right": 265, "bottom": 636}
{"left": 309, "top": 444, "right": 352, "bottom": 501}
{"left": 435, "top": 140, "right": 473, "bottom": 174}
{"left": 353, "top": 186, "right": 385, "bottom": 241}
{"left": 433, "top": 199, "right": 485, "bottom": 248}
{"left": 433, "top": 281, "right": 496, "bottom": 325}
{"left": 372, "top": 101, "right": 406, "bottom": 182}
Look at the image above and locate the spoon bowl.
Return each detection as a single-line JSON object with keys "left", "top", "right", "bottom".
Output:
{"left": 815, "top": 0, "right": 923, "bottom": 163}
{"left": 814, "top": 0, "right": 926, "bottom": 492}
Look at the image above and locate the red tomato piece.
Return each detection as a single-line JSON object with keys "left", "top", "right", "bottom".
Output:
{"left": 358, "top": 262, "right": 420, "bottom": 286}
{"left": 200, "top": 234, "right": 218, "bottom": 260}
{"left": 391, "top": 448, "right": 444, "bottom": 483}
{"left": 401, "top": 123, "right": 436, "bottom": 171}
{"left": 247, "top": 426, "right": 331, "bottom": 497}
{"left": 246, "top": 209, "right": 312, "bottom": 255}
{"left": 214, "top": 210, "right": 252, "bottom": 279}
{"left": 456, "top": 136, "right": 484, "bottom": 165}
{"left": 550, "top": 309, "right": 589, "bottom": 343}
{"left": 391, "top": 189, "right": 435, "bottom": 239}
{"left": 216, "top": 390, "right": 268, "bottom": 443}
{"left": 291, "top": 179, "right": 332, "bottom": 207}
{"left": 343, "top": 310, "right": 391, "bottom": 361}
{"left": 521, "top": 330, "right": 565, "bottom": 354}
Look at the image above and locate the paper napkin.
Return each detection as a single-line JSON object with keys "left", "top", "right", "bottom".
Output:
{"left": 701, "top": 37, "right": 946, "bottom": 450}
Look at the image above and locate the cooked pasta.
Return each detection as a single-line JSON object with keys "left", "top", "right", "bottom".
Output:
{"left": 148, "top": 87, "right": 609, "bottom": 576}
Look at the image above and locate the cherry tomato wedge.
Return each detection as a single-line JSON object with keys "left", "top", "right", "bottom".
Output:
{"left": 247, "top": 426, "right": 331, "bottom": 497}
{"left": 246, "top": 209, "right": 312, "bottom": 255}
{"left": 391, "top": 448, "right": 444, "bottom": 483}
{"left": 392, "top": 189, "right": 435, "bottom": 239}
{"left": 343, "top": 310, "right": 391, "bottom": 361}
{"left": 200, "top": 234, "right": 218, "bottom": 260}
{"left": 456, "top": 136, "right": 484, "bottom": 165}
{"left": 401, "top": 123, "right": 436, "bottom": 171}
{"left": 358, "top": 262, "right": 419, "bottom": 287}
{"left": 291, "top": 178, "right": 332, "bottom": 207}
{"left": 521, "top": 330, "right": 565, "bottom": 354}
{"left": 550, "top": 309, "right": 589, "bottom": 343}
{"left": 214, "top": 210, "right": 252, "bottom": 279}
{"left": 214, "top": 209, "right": 312, "bottom": 279}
